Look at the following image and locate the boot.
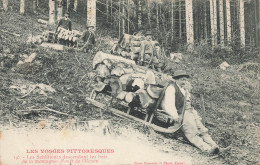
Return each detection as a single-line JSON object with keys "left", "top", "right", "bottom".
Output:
{"left": 207, "top": 146, "right": 220, "bottom": 155}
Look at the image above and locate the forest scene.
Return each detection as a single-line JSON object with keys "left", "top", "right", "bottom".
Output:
{"left": 0, "top": 0, "right": 259, "bottom": 164}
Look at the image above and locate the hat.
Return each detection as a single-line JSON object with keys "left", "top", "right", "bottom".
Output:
{"left": 86, "top": 25, "right": 95, "bottom": 28}
{"left": 145, "top": 31, "right": 152, "bottom": 36}
{"left": 172, "top": 70, "right": 190, "bottom": 79}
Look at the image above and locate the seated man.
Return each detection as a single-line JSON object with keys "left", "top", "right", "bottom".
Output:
{"left": 77, "top": 25, "right": 96, "bottom": 52}
{"left": 139, "top": 31, "right": 161, "bottom": 72}
{"left": 161, "top": 70, "right": 229, "bottom": 154}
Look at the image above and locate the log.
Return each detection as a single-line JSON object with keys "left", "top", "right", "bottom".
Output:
{"left": 93, "top": 51, "right": 135, "bottom": 69}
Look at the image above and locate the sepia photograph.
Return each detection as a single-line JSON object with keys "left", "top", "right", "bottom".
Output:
{"left": 0, "top": 0, "right": 259, "bottom": 164}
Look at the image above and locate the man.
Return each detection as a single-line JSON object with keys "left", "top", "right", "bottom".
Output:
{"left": 55, "top": 12, "right": 72, "bottom": 33}
{"left": 139, "top": 31, "right": 161, "bottom": 72}
{"left": 55, "top": 12, "right": 72, "bottom": 45}
{"left": 77, "top": 25, "right": 96, "bottom": 52}
{"left": 161, "top": 70, "right": 227, "bottom": 154}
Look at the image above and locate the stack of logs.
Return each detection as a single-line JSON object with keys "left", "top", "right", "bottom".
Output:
{"left": 42, "top": 28, "right": 81, "bottom": 45}
{"left": 91, "top": 51, "right": 174, "bottom": 109}
{"left": 112, "top": 33, "right": 161, "bottom": 61}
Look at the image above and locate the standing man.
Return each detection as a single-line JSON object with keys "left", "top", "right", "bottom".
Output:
{"left": 55, "top": 12, "right": 72, "bottom": 45}
{"left": 77, "top": 25, "right": 96, "bottom": 52}
{"left": 139, "top": 31, "right": 161, "bottom": 72}
{"left": 55, "top": 12, "right": 72, "bottom": 33}
{"left": 161, "top": 70, "right": 229, "bottom": 154}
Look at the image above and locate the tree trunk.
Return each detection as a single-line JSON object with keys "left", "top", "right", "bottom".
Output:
{"left": 106, "top": 0, "right": 109, "bottom": 21}
{"left": 57, "top": 0, "right": 63, "bottom": 20}
{"left": 87, "top": 0, "right": 96, "bottom": 29}
{"left": 122, "top": 0, "right": 125, "bottom": 34}
{"left": 179, "top": 1, "right": 182, "bottom": 39}
{"left": 137, "top": 0, "right": 142, "bottom": 30}
{"left": 110, "top": 0, "right": 113, "bottom": 24}
{"left": 3, "top": 0, "right": 8, "bottom": 11}
{"left": 67, "top": 0, "right": 70, "bottom": 12}
{"left": 20, "top": 0, "right": 25, "bottom": 15}
{"left": 171, "top": 0, "right": 175, "bottom": 42}
{"left": 148, "top": 0, "right": 151, "bottom": 30}
{"left": 119, "top": 1, "right": 121, "bottom": 38}
{"left": 219, "top": 0, "right": 224, "bottom": 46}
{"left": 226, "top": 0, "right": 231, "bottom": 43}
{"left": 156, "top": 2, "right": 159, "bottom": 30}
{"left": 239, "top": 0, "right": 245, "bottom": 48}
{"left": 73, "top": 0, "right": 78, "bottom": 12}
{"left": 185, "top": 0, "right": 194, "bottom": 51}
{"left": 49, "top": 0, "right": 56, "bottom": 25}
{"left": 256, "top": 0, "right": 260, "bottom": 47}
{"left": 33, "top": 0, "right": 37, "bottom": 13}
{"left": 204, "top": 1, "right": 207, "bottom": 40}
{"left": 127, "top": 0, "right": 130, "bottom": 33}
{"left": 210, "top": 0, "right": 217, "bottom": 46}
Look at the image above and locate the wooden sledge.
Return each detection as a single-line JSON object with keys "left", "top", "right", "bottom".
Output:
{"left": 86, "top": 88, "right": 185, "bottom": 134}
{"left": 86, "top": 52, "right": 184, "bottom": 134}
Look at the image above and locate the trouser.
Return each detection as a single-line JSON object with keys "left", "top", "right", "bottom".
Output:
{"left": 181, "top": 109, "right": 218, "bottom": 152}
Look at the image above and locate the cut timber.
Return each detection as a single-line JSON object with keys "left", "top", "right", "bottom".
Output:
{"left": 93, "top": 51, "right": 135, "bottom": 69}
{"left": 125, "top": 92, "right": 136, "bottom": 103}
{"left": 93, "top": 52, "right": 174, "bottom": 87}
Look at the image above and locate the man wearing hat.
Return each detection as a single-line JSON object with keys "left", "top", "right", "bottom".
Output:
{"left": 139, "top": 31, "right": 161, "bottom": 71}
{"left": 161, "top": 70, "right": 225, "bottom": 154}
{"left": 77, "top": 25, "right": 96, "bottom": 52}
{"left": 55, "top": 12, "right": 72, "bottom": 33}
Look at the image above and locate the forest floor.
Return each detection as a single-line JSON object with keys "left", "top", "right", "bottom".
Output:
{"left": 0, "top": 3, "right": 259, "bottom": 165}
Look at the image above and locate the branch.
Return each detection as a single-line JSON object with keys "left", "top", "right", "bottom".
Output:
{"left": 18, "top": 107, "right": 72, "bottom": 116}
{"left": 19, "top": 85, "right": 37, "bottom": 99}
{"left": 1, "top": 30, "right": 21, "bottom": 37}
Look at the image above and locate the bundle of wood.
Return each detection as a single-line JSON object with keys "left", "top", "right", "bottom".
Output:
{"left": 41, "top": 28, "right": 81, "bottom": 45}
{"left": 111, "top": 33, "right": 162, "bottom": 61}
{"left": 56, "top": 28, "right": 81, "bottom": 43}
{"left": 91, "top": 51, "right": 174, "bottom": 109}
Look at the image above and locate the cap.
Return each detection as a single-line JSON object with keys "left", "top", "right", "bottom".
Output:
{"left": 172, "top": 70, "right": 190, "bottom": 79}
{"left": 86, "top": 25, "right": 95, "bottom": 28}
